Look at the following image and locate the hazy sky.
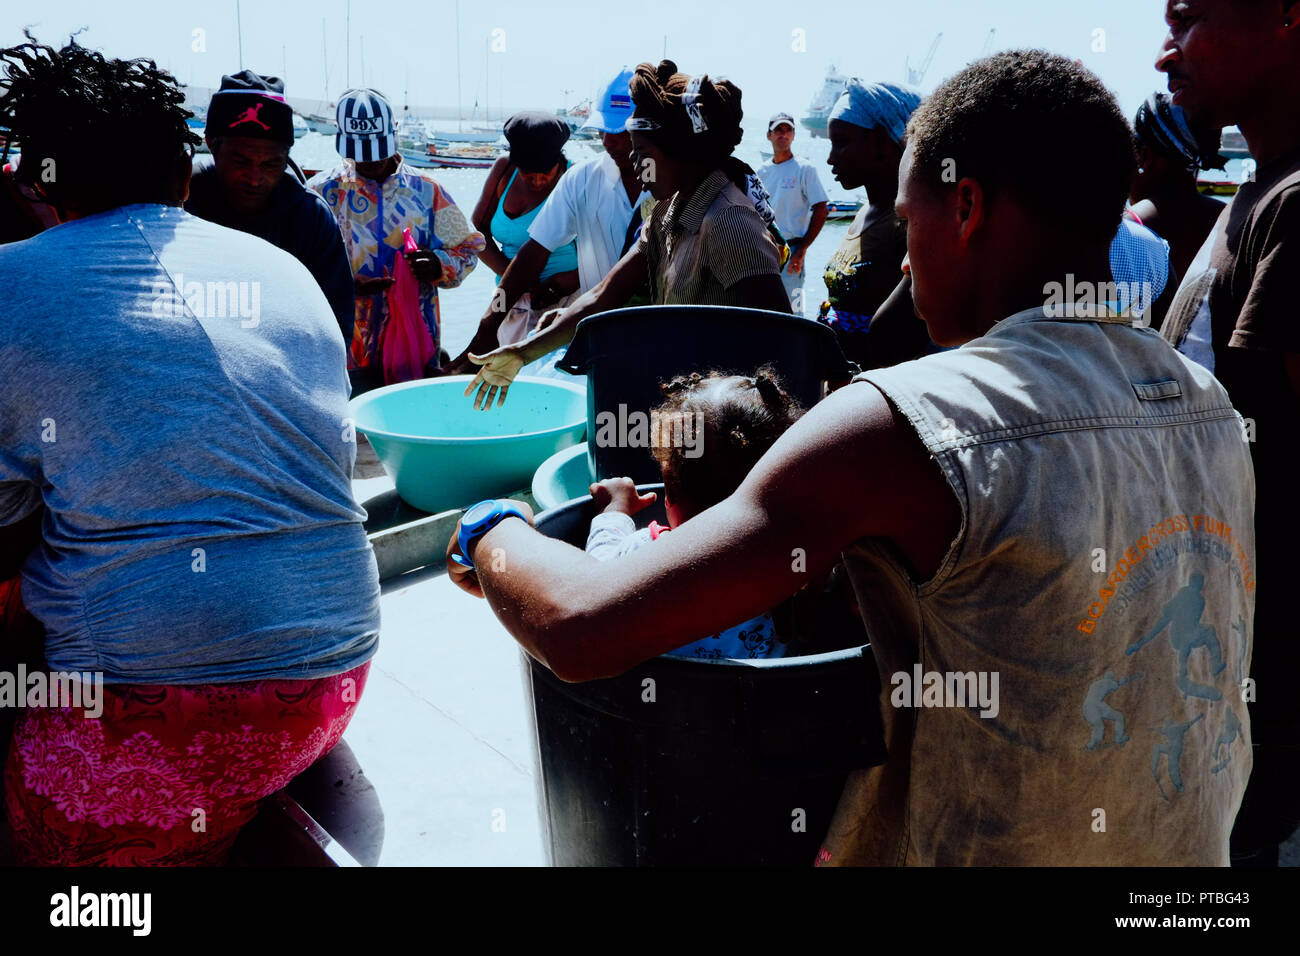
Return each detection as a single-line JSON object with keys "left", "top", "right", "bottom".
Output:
{"left": 4, "top": 1, "right": 1179, "bottom": 121}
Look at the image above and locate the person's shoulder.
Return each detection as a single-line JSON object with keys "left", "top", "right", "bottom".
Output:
{"left": 305, "top": 164, "right": 348, "bottom": 193}
{"left": 561, "top": 152, "right": 604, "bottom": 184}
{"left": 402, "top": 163, "right": 440, "bottom": 188}
{"left": 188, "top": 163, "right": 219, "bottom": 191}
{"left": 405, "top": 167, "right": 453, "bottom": 203}
{"left": 486, "top": 154, "right": 512, "bottom": 180}
{"left": 1247, "top": 160, "right": 1300, "bottom": 229}
{"left": 708, "top": 189, "right": 767, "bottom": 234}
{"left": 285, "top": 175, "right": 342, "bottom": 227}
{"left": 798, "top": 158, "right": 824, "bottom": 179}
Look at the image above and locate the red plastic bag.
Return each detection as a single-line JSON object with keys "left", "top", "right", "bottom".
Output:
{"left": 380, "top": 227, "right": 437, "bottom": 385}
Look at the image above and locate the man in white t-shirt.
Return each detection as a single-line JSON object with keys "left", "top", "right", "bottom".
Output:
{"left": 757, "top": 112, "right": 829, "bottom": 314}
{"left": 446, "top": 68, "right": 649, "bottom": 372}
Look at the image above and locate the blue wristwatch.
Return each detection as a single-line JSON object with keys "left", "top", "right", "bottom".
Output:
{"left": 451, "top": 499, "right": 529, "bottom": 570}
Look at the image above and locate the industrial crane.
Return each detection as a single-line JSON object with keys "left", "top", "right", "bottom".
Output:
{"left": 905, "top": 32, "right": 943, "bottom": 86}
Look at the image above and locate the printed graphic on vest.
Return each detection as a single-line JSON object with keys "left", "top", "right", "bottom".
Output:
{"left": 1075, "top": 512, "right": 1252, "bottom": 804}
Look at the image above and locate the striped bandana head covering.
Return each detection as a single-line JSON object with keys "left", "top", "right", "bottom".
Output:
{"left": 1134, "top": 91, "right": 1226, "bottom": 172}
{"left": 829, "top": 80, "right": 922, "bottom": 147}
{"left": 336, "top": 88, "right": 397, "bottom": 163}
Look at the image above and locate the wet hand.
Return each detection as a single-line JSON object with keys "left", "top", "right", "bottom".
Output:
{"left": 465, "top": 345, "right": 527, "bottom": 409}
{"left": 590, "top": 477, "right": 657, "bottom": 516}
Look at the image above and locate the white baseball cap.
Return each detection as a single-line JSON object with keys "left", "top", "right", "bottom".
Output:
{"left": 768, "top": 112, "right": 796, "bottom": 132}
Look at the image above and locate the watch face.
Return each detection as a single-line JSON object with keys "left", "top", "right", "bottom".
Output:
{"left": 465, "top": 496, "right": 499, "bottom": 528}
{"left": 463, "top": 500, "right": 498, "bottom": 528}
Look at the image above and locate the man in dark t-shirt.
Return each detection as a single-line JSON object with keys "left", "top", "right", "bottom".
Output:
{"left": 1156, "top": 0, "right": 1300, "bottom": 866}
{"left": 185, "top": 70, "right": 355, "bottom": 342}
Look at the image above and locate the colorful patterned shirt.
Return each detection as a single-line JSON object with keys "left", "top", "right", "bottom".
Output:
{"left": 308, "top": 160, "right": 485, "bottom": 369}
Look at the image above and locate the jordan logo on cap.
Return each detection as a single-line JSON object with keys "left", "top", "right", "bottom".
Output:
{"left": 229, "top": 102, "right": 272, "bottom": 130}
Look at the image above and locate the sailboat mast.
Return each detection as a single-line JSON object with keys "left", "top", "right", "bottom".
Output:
{"left": 321, "top": 19, "right": 329, "bottom": 105}
{"left": 455, "top": 0, "right": 464, "bottom": 131}
{"left": 236, "top": 0, "right": 245, "bottom": 69}
{"left": 345, "top": 0, "right": 351, "bottom": 88}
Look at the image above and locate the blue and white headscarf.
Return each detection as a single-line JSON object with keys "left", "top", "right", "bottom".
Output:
{"left": 829, "top": 80, "right": 923, "bottom": 147}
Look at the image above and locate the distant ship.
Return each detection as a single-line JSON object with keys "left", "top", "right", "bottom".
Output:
{"left": 802, "top": 66, "right": 850, "bottom": 139}
{"left": 556, "top": 99, "right": 600, "bottom": 140}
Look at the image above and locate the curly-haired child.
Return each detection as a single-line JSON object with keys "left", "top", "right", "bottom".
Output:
{"left": 585, "top": 367, "right": 803, "bottom": 659}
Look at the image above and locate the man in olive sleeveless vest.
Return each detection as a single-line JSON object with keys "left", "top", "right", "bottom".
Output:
{"left": 450, "top": 51, "right": 1255, "bottom": 866}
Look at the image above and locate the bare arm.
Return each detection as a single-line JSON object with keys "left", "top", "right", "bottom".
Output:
{"left": 455, "top": 380, "right": 961, "bottom": 680}
{"left": 801, "top": 201, "right": 829, "bottom": 251}
{"left": 470, "top": 157, "right": 512, "bottom": 277}
{"left": 447, "top": 239, "right": 552, "bottom": 373}
{"left": 463, "top": 246, "right": 649, "bottom": 408}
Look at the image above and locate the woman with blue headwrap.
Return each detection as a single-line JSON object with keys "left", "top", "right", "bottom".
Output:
{"left": 816, "top": 79, "right": 933, "bottom": 371}
{"left": 1130, "top": 91, "right": 1226, "bottom": 282}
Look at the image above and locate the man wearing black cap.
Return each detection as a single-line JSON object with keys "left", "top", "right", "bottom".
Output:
{"left": 186, "top": 70, "right": 355, "bottom": 342}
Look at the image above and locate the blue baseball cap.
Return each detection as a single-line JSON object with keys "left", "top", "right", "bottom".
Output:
{"left": 583, "top": 68, "right": 635, "bottom": 134}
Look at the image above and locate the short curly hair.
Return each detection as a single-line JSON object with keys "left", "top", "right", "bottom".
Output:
{"left": 0, "top": 32, "right": 200, "bottom": 211}
{"left": 906, "top": 50, "right": 1134, "bottom": 242}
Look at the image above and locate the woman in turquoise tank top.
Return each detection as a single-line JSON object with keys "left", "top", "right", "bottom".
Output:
{"left": 471, "top": 112, "right": 580, "bottom": 347}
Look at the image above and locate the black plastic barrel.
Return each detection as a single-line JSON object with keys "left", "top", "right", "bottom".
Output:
{"left": 556, "top": 306, "right": 853, "bottom": 484}
{"left": 525, "top": 490, "right": 886, "bottom": 866}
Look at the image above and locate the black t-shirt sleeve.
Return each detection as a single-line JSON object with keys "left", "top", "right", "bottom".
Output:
{"left": 302, "top": 195, "right": 356, "bottom": 342}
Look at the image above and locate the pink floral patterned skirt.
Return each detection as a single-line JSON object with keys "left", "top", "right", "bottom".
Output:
{"left": 3, "top": 662, "right": 369, "bottom": 866}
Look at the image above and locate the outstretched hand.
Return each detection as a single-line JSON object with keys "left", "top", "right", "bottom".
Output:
{"left": 590, "top": 477, "right": 657, "bottom": 517}
{"left": 464, "top": 345, "right": 527, "bottom": 409}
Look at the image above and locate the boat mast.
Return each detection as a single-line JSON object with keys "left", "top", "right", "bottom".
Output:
{"left": 345, "top": 0, "right": 351, "bottom": 88}
{"left": 455, "top": 0, "right": 463, "bottom": 131}
{"left": 321, "top": 19, "right": 330, "bottom": 106}
{"left": 235, "top": 0, "right": 244, "bottom": 70}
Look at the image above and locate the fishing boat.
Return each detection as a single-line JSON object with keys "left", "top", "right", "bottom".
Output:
{"left": 801, "top": 66, "right": 850, "bottom": 139}
{"left": 556, "top": 98, "right": 600, "bottom": 140}
{"left": 397, "top": 122, "right": 436, "bottom": 168}
{"left": 422, "top": 153, "right": 498, "bottom": 169}
{"left": 1195, "top": 128, "right": 1251, "bottom": 196}
{"left": 1219, "top": 128, "right": 1250, "bottom": 159}
{"left": 429, "top": 128, "right": 500, "bottom": 144}
{"left": 825, "top": 199, "right": 863, "bottom": 220}
{"left": 422, "top": 141, "right": 501, "bottom": 169}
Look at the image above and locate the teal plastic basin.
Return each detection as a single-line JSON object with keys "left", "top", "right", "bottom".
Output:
{"left": 350, "top": 376, "right": 587, "bottom": 514}
{"left": 531, "top": 442, "right": 597, "bottom": 514}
